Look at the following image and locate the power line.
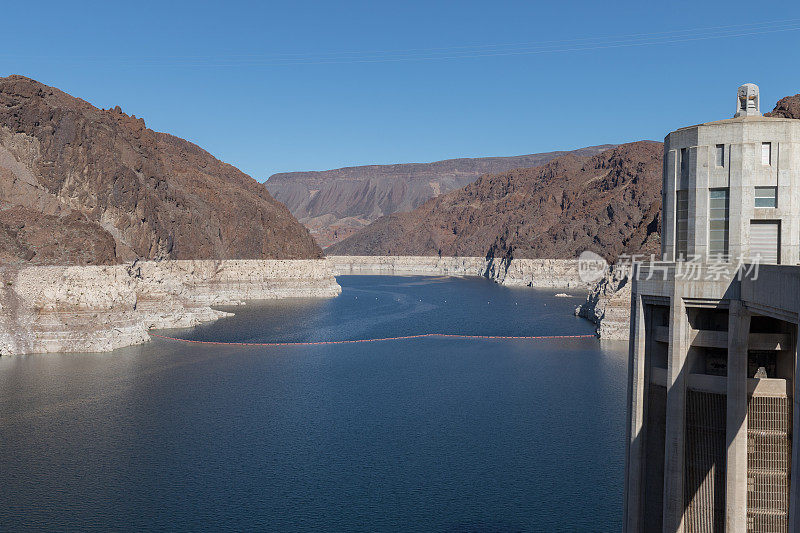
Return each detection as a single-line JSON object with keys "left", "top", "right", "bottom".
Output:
{"left": 2, "top": 18, "right": 798, "bottom": 66}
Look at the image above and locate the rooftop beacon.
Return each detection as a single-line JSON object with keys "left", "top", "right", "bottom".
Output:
{"left": 734, "top": 83, "right": 761, "bottom": 118}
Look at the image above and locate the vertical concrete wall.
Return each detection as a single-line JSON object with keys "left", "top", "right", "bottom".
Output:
{"left": 624, "top": 290, "right": 647, "bottom": 532}
{"left": 624, "top": 269, "right": 800, "bottom": 530}
{"left": 726, "top": 301, "right": 750, "bottom": 533}
{"left": 664, "top": 285, "right": 690, "bottom": 531}
{"left": 792, "top": 323, "right": 800, "bottom": 533}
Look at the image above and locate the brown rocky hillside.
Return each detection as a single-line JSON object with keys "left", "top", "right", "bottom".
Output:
{"left": 327, "top": 142, "right": 664, "bottom": 262}
{"left": 0, "top": 75, "right": 321, "bottom": 265}
{"left": 265, "top": 145, "right": 615, "bottom": 248}
{"left": 766, "top": 94, "right": 800, "bottom": 119}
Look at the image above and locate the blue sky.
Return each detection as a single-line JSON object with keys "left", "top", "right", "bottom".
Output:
{"left": 2, "top": 1, "right": 800, "bottom": 179}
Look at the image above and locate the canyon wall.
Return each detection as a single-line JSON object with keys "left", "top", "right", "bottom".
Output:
{"left": 328, "top": 255, "right": 488, "bottom": 277}
{"left": 485, "top": 258, "right": 592, "bottom": 289}
{"left": 0, "top": 259, "right": 340, "bottom": 355}
{"left": 327, "top": 255, "right": 594, "bottom": 289}
{"left": 266, "top": 145, "right": 616, "bottom": 248}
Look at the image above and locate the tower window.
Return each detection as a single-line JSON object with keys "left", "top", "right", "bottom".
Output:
{"left": 709, "top": 189, "right": 729, "bottom": 258}
{"left": 676, "top": 190, "right": 688, "bottom": 260}
{"left": 755, "top": 187, "right": 777, "bottom": 208}
{"left": 715, "top": 145, "right": 724, "bottom": 167}
{"left": 680, "top": 148, "right": 689, "bottom": 181}
{"left": 762, "top": 142, "right": 772, "bottom": 165}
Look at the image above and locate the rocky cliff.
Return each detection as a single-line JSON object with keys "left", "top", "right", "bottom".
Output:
{"left": 328, "top": 142, "right": 663, "bottom": 262}
{"left": 265, "top": 145, "right": 615, "bottom": 248}
{"left": 574, "top": 264, "right": 632, "bottom": 340}
{"left": 0, "top": 75, "right": 322, "bottom": 265}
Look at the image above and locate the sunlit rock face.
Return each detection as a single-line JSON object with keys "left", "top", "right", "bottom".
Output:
{"left": 0, "top": 75, "right": 323, "bottom": 266}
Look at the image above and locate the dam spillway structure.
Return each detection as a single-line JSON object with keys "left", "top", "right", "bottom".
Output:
{"left": 623, "top": 84, "right": 800, "bottom": 532}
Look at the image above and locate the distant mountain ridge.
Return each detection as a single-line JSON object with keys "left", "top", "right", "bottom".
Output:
{"left": 327, "top": 142, "right": 664, "bottom": 262}
{"left": 265, "top": 145, "right": 616, "bottom": 248}
{"left": 0, "top": 75, "right": 322, "bottom": 265}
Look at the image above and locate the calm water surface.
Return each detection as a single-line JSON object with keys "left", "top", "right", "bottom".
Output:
{"left": 1, "top": 275, "right": 628, "bottom": 532}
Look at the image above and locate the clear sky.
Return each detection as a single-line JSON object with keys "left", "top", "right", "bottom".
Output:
{"left": 3, "top": 0, "right": 800, "bottom": 180}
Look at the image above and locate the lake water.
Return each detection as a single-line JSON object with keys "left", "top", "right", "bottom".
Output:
{"left": 0, "top": 275, "right": 628, "bottom": 532}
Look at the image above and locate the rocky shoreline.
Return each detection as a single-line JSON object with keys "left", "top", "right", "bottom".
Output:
{"left": 0, "top": 259, "right": 340, "bottom": 356}
{"left": 327, "top": 255, "right": 594, "bottom": 289}
{"left": 0, "top": 255, "right": 633, "bottom": 356}
{"left": 573, "top": 265, "right": 632, "bottom": 341}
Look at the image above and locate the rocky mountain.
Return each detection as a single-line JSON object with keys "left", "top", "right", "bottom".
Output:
{"left": 0, "top": 75, "right": 321, "bottom": 265}
{"left": 327, "top": 142, "right": 664, "bottom": 262}
{"left": 766, "top": 94, "right": 800, "bottom": 119}
{"left": 265, "top": 145, "right": 615, "bottom": 248}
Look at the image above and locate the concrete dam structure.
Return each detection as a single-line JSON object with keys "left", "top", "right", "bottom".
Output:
{"left": 624, "top": 85, "right": 800, "bottom": 532}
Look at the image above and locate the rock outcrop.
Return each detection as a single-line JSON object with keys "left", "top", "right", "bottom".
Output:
{"left": 266, "top": 145, "right": 616, "bottom": 248}
{"left": 0, "top": 75, "right": 322, "bottom": 265}
{"left": 766, "top": 94, "right": 800, "bottom": 119}
{"left": 327, "top": 142, "right": 663, "bottom": 263}
{"left": 0, "top": 205, "right": 118, "bottom": 265}
{"left": 574, "top": 265, "right": 632, "bottom": 340}
{"left": 0, "top": 259, "right": 340, "bottom": 355}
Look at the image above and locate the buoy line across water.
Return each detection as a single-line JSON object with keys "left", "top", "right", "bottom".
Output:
{"left": 149, "top": 333, "right": 596, "bottom": 347}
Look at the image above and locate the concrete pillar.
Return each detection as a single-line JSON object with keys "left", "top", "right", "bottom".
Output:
{"left": 725, "top": 300, "right": 751, "bottom": 533}
{"left": 790, "top": 323, "right": 800, "bottom": 533}
{"left": 624, "top": 284, "right": 647, "bottom": 532}
{"left": 663, "top": 282, "right": 689, "bottom": 532}
{"left": 693, "top": 144, "right": 710, "bottom": 262}
{"left": 663, "top": 149, "right": 677, "bottom": 262}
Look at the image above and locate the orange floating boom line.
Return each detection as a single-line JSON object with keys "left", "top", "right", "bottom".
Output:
{"left": 148, "top": 332, "right": 595, "bottom": 347}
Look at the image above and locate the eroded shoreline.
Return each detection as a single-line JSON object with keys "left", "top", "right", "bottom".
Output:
{"left": 0, "top": 259, "right": 341, "bottom": 355}
{"left": 327, "top": 255, "right": 593, "bottom": 288}
{"left": 0, "top": 255, "right": 631, "bottom": 355}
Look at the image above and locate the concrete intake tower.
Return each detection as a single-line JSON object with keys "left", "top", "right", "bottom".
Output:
{"left": 624, "top": 84, "right": 800, "bottom": 532}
